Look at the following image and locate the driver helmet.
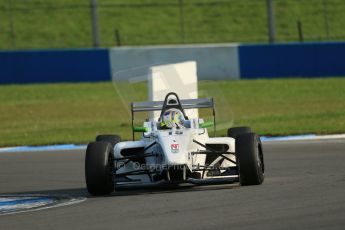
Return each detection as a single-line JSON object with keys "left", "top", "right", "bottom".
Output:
{"left": 161, "top": 108, "right": 185, "bottom": 129}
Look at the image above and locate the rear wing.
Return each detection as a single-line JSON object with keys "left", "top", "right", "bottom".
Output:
{"left": 131, "top": 98, "right": 214, "bottom": 112}
{"left": 130, "top": 98, "right": 216, "bottom": 140}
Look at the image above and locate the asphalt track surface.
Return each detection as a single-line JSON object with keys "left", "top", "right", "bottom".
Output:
{"left": 0, "top": 139, "right": 344, "bottom": 230}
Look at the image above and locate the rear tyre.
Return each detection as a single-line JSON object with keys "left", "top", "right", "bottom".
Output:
{"left": 227, "top": 127, "right": 252, "bottom": 138}
{"left": 85, "top": 141, "right": 115, "bottom": 195}
{"left": 236, "top": 133, "right": 264, "bottom": 186}
{"left": 96, "top": 134, "right": 121, "bottom": 147}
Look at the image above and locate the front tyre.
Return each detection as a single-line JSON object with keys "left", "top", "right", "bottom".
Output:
{"left": 96, "top": 134, "right": 121, "bottom": 148}
{"left": 227, "top": 126, "right": 252, "bottom": 138}
{"left": 236, "top": 133, "right": 264, "bottom": 186}
{"left": 85, "top": 141, "right": 115, "bottom": 195}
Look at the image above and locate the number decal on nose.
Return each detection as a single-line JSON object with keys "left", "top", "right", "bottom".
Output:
{"left": 171, "top": 143, "right": 180, "bottom": 153}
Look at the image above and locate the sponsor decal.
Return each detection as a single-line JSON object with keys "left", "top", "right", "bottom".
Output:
{"left": 171, "top": 143, "right": 179, "bottom": 153}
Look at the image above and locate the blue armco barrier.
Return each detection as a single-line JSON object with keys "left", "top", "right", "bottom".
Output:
{"left": 0, "top": 49, "right": 111, "bottom": 84}
{"left": 1, "top": 42, "right": 345, "bottom": 84}
{"left": 239, "top": 42, "right": 345, "bottom": 79}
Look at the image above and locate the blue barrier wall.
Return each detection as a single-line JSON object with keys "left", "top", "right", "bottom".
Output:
{"left": 0, "top": 49, "right": 111, "bottom": 84}
{"left": 1, "top": 42, "right": 345, "bottom": 84}
{"left": 239, "top": 42, "right": 345, "bottom": 79}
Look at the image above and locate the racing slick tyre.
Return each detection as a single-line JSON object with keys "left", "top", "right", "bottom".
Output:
{"left": 85, "top": 141, "right": 115, "bottom": 195}
{"left": 227, "top": 127, "right": 252, "bottom": 139}
{"left": 96, "top": 134, "right": 121, "bottom": 147}
{"left": 236, "top": 133, "right": 264, "bottom": 186}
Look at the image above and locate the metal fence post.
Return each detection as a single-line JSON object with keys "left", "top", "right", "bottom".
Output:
{"left": 266, "top": 0, "right": 276, "bottom": 43}
{"left": 323, "top": 0, "right": 330, "bottom": 40}
{"left": 179, "top": 0, "right": 185, "bottom": 43}
{"left": 297, "top": 20, "right": 304, "bottom": 42}
{"left": 90, "top": 0, "right": 100, "bottom": 47}
{"left": 7, "top": 0, "right": 16, "bottom": 48}
{"left": 115, "top": 29, "right": 121, "bottom": 46}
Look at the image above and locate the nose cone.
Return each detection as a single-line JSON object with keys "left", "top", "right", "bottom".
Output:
{"left": 157, "top": 131, "right": 189, "bottom": 166}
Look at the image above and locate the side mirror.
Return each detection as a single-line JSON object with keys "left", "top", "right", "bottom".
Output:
{"left": 133, "top": 126, "right": 149, "bottom": 132}
{"left": 199, "top": 121, "right": 214, "bottom": 128}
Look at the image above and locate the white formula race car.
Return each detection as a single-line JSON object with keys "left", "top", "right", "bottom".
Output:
{"left": 85, "top": 92, "right": 264, "bottom": 195}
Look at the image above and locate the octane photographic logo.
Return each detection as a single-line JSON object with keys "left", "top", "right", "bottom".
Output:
{"left": 123, "top": 162, "right": 221, "bottom": 171}
{"left": 111, "top": 62, "right": 234, "bottom": 135}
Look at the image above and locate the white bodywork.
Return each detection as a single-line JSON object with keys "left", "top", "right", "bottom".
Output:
{"left": 113, "top": 116, "right": 238, "bottom": 188}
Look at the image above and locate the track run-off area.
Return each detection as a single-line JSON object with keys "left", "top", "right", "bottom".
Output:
{"left": 0, "top": 138, "right": 345, "bottom": 230}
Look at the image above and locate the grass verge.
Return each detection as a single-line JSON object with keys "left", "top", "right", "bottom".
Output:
{"left": 0, "top": 78, "right": 344, "bottom": 147}
{"left": 1, "top": 0, "right": 345, "bottom": 49}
